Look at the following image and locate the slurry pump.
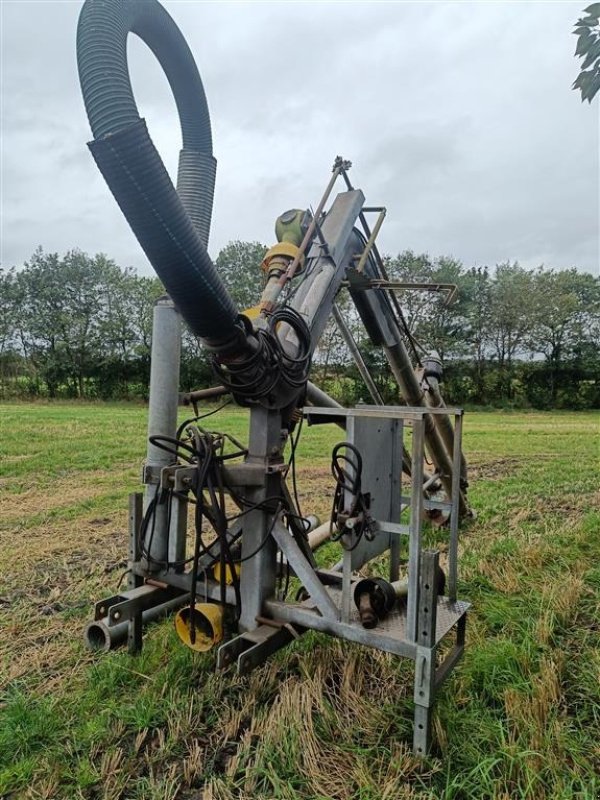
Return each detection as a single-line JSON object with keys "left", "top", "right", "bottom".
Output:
{"left": 77, "top": 0, "right": 470, "bottom": 755}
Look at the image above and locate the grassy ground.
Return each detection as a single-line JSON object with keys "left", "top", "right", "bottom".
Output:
{"left": 0, "top": 402, "right": 599, "bottom": 800}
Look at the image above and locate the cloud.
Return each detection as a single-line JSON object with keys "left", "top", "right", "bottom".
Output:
{"left": 1, "top": 0, "right": 597, "bottom": 275}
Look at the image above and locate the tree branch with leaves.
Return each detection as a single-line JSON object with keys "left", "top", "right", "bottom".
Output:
{"left": 573, "top": 3, "right": 600, "bottom": 102}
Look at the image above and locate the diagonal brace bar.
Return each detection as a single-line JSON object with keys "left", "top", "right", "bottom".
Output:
{"left": 271, "top": 521, "right": 339, "bottom": 620}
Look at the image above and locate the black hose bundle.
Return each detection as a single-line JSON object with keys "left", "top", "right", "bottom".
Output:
{"left": 330, "top": 441, "right": 373, "bottom": 550}
{"left": 212, "top": 307, "right": 312, "bottom": 407}
{"left": 138, "top": 417, "right": 311, "bottom": 625}
{"left": 77, "top": 0, "right": 239, "bottom": 345}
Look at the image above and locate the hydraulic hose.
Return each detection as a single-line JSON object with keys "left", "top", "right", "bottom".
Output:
{"left": 76, "top": 0, "right": 239, "bottom": 345}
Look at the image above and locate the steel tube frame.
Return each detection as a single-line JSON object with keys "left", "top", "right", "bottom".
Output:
{"left": 84, "top": 593, "right": 188, "bottom": 651}
{"left": 406, "top": 418, "right": 425, "bottom": 641}
{"left": 238, "top": 407, "right": 282, "bottom": 632}
{"left": 420, "top": 370, "right": 468, "bottom": 486}
{"left": 85, "top": 159, "right": 472, "bottom": 756}
{"left": 448, "top": 413, "right": 463, "bottom": 600}
{"left": 88, "top": 402, "right": 468, "bottom": 756}
{"left": 337, "top": 168, "right": 468, "bottom": 515}
{"left": 143, "top": 296, "right": 182, "bottom": 570}
{"left": 383, "top": 342, "right": 468, "bottom": 516}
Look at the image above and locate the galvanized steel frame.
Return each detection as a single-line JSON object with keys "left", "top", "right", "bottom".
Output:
{"left": 105, "top": 400, "right": 469, "bottom": 755}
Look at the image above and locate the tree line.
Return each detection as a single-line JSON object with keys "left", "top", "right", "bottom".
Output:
{"left": 1, "top": 244, "right": 598, "bottom": 409}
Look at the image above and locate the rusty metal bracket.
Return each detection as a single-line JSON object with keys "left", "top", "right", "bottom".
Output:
{"left": 344, "top": 276, "right": 458, "bottom": 307}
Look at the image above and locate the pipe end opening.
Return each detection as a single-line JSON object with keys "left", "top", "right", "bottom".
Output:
{"left": 84, "top": 622, "right": 111, "bottom": 652}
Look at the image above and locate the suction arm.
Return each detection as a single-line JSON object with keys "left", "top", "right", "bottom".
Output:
{"left": 77, "top": 0, "right": 239, "bottom": 347}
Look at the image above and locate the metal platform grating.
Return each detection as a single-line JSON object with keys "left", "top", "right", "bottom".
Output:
{"left": 302, "top": 587, "right": 470, "bottom": 649}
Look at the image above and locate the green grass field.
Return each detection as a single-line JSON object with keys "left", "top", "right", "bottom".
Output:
{"left": 1, "top": 403, "right": 599, "bottom": 799}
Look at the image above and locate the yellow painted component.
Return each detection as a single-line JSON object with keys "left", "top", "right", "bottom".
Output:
{"left": 261, "top": 241, "right": 302, "bottom": 272}
{"left": 213, "top": 562, "right": 240, "bottom": 585}
{"left": 175, "top": 603, "right": 224, "bottom": 652}
{"left": 242, "top": 304, "right": 261, "bottom": 320}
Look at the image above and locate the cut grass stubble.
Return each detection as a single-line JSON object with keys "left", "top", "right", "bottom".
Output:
{"left": 0, "top": 404, "right": 599, "bottom": 799}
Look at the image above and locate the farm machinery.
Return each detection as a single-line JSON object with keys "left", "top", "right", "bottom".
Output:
{"left": 77, "top": 0, "right": 471, "bottom": 754}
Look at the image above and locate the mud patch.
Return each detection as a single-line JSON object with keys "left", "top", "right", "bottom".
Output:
{"left": 469, "top": 456, "right": 523, "bottom": 481}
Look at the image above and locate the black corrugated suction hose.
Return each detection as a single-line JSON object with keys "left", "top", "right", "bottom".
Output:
{"left": 77, "top": 0, "right": 238, "bottom": 344}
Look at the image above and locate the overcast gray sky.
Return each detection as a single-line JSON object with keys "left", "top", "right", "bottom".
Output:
{"left": 1, "top": 0, "right": 598, "bottom": 276}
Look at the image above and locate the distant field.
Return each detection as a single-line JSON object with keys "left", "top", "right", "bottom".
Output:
{"left": 1, "top": 403, "right": 599, "bottom": 799}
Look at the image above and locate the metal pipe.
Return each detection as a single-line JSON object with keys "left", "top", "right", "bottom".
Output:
{"left": 448, "top": 414, "right": 463, "bottom": 601}
{"left": 84, "top": 594, "right": 188, "bottom": 652}
{"left": 355, "top": 208, "right": 386, "bottom": 274}
{"left": 383, "top": 342, "right": 468, "bottom": 516}
{"left": 419, "top": 370, "right": 468, "bottom": 486}
{"left": 180, "top": 381, "right": 339, "bottom": 412}
{"left": 180, "top": 385, "right": 229, "bottom": 405}
{"left": 308, "top": 520, "right": 333, "bottom": 550}
{"left": 406, "top": 418, "right": 425, "bottom": 640}
{"left": 306, "top": 381, "right": 342, "bottom": 409}
{"left": 238, "top": 407, "right": 281, "bottom": 633}
{"left": 348, "top": 280, "right": 458, "bottom": 306}
{"left": 390, "top": 579, "right": 409, "bottom": 598}
{"left": 143, "top": 296, "right": 182, "bottom": 570}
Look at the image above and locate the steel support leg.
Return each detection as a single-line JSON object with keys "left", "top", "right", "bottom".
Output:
{"left": 413, "top": 550, "right": 440, "bottom": 756}
{"left": 406, "top": 419, "right": 425, "bottom": 641}
{"left": 143, "top": 296, "right": 181, "bottom": 571}
{"left": 127, "top": 493, "right": 144, "bottom": 654}
{"left": 238, "top": 407, "right": 282, "bottom": 633}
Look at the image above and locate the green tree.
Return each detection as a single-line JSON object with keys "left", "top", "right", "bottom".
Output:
{"left": 214, "top": 241, "right": 267, "bottom": 312}
{"left": 486, "top": 262, "right": 534, "bottom": 400}
{"left": 99, "top": 269, "right": 164, "bottom": 397}
{"left": 529, "top": 268, "right": 600, "bottom": 402}
{"left": 385, "top": 251, "right": 435, "bottom": 337}
{"left": 385, "top": 251, "right": 469, "bottom": 361}
{"left": 421, "top": 256, "right": 470, "bottom": 361}
{"left": 463, "top": 267, "right": 492, "bottom": 403}
{"left": 0, "top": 269, "right": 18, "bottom": 356}
{"left": 17, "top": 249, "right": 114, "bottom": 396}
{"left": 0, "top": 268, "right": 22, "bottom": 395}
{"left": 573, "top": 3, "right": 600, "bottom": 102}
